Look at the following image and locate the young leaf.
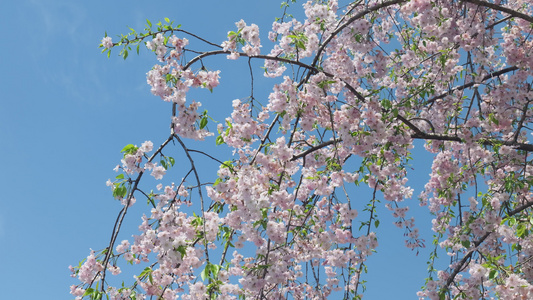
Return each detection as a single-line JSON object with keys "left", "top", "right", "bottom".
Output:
{"left": 200, "top": 117, "right": 208, "bottom": 129}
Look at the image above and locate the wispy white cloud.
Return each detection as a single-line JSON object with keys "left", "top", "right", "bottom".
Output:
{"left": 24, "top": 0, "right": 88, "bottom": 54}
{"left": 19, "top": 0, "right": 119, "bottom": 105}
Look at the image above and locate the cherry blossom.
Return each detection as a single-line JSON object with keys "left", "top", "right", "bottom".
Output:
{"left": 75, "top": 1, "right": 533, "bottom": 299}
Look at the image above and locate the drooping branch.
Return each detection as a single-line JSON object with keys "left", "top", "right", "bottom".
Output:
{"left": 513, "top": 99, "right": 531, "bottom": 143}
{"left": 97, "top": 134, "right": 175, "bottom": 292}
{"left": 425, "top": 66, "right": 519, "bottom": 105}
{"left": 251, "top": 115, "right": 280, "bottom": 165}
{"left": 182, "top": 50, "right": 320, "bottom": 74}
{"left": 461, "top": 0, "right": 533, "bottom": 24}
{"left": 188, "top": 52, "right": 367, "bottom": 103}
{"left": 411, "top": 131, "right": 533, "bottom": 152}
{"left": 312, "top": 0, "right": 407, "bottom": 69}
{"left": 173, "top": 133, "right": 210, "bottom": 261}
{"left": 290, "top": 139, "right": 337, "bottom": 161}
{"left": 289, "top": 122, "right": 533, "bottom": 164}
{"left": 442, "top": 200, "right": 533, "bottom": 292}
{"left": 442, "top": 231, "right": 492, "bottom": 294}
{"left": 187, "top": 149, "right": 236, "bottom": 173}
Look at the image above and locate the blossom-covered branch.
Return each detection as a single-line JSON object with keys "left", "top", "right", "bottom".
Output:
{"left": 72, "top": 1, "right": 533, "bottom": 299}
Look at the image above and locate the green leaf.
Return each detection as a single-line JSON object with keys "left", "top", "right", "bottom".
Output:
{"left": 164, "top": 17, "right": 170, "bottom": 23}
{"left": 146, "top": 19, "right": 152, "bottom": 27}
{"left": 113, "top": 185, "right": 128, "bottom": 198}
{"left": 83, "top": 288, "right": 95, "bottom": 297}
{"left": 201, "top": 265, "right": 209, "bottom": 281}
{"left": 200, "top": 117, "right": 208, "bottom": 129}
{"left": 488, "top": 113, "right": 499, "bottom": 125}
{"left": 121, "top": 144, "right": 138, "bottom": 155}
{"left": 216, "top": 135, "right": 225, "bottom": 146}
{"left": 517, "top": 223, "right": 528, "bottom": 238}
{"left": 117, "top": 186, "right": 125, "bottom": 198}
{"left": 139, "top": 267, "right": 152, "bottom": 277}
{"left": 439, "top": 291, "right": 446, "bottom": 300}
{"left": 83, "top": 288, "right": 103, "bottom": 300}
{"left": 381, "top": 99, "right": 391, "bottom": 110}
{"left": 317, "top": 80, "right": 337, "bottom": 89}
{"left": 212, "top": 264, "right": 220, "bottom": 278}
{"left": 489, "top": 269, "right": 498, "bottom": 279}
{"left": 176, "top": 245, "right": 187, "bottom": 258}
{"left": 116, "top": 174, "right": 124, "bottom": 180}
{"left": 168, "top": 157, "right": 175, "bottom": 166}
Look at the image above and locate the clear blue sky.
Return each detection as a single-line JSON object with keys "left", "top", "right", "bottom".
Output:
{"left": 0, "top": 1, "right": 440, "bottom": 298}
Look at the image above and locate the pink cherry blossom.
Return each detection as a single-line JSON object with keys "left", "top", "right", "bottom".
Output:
{"left": 78, "top": 2, "right": 533, "bottom": 299}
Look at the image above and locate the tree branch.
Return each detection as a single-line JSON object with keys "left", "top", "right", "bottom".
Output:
{"left": 290, "top": 139, "right": 338, "bottom": 161}
{"left": 461, "top": 0, "right": 533, "bottom": 23}
{"left": 98, "top": 134, "right": 174, "bottom": 292}
{"left": 442, "top": 200, "right": 533, "bottom": 292}
{"left": 312, "top": 0, "right": 406, "bottom": 69}
{"left": 426, "top": 66, "right": 518, "bottom": 104}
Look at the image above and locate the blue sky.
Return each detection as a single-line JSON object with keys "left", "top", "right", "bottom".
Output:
{"left": 0, "top": 1, "right": 440, "bottom": 298}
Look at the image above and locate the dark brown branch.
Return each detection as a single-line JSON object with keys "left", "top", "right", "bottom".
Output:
{"left": 397, "top": 115, "right": 427, "bottom": 137}
{"left": 181, "top": 48, "right": 366, "bottom": 104}
{"left": 183, "top": 50, "right": 320, "bottom": 74}
{"left": 505, "top": 200, "right": 533, "bottom": 218}
{"left": 98, "top": 134, "right": 174, "bottom": 292}
{"left": 250, "top": 115, "right": 280, "bottom": 165}
{"left": 442, "top": 231, "right": 491, "bottom": 293}
{"left": 426, "top": 66, "right": 518, "bottom": 104}
{"left": 187, "top": 149, "right": 235, "bottom": 172}
{"left": 462, "top": 0, "right": 533, "bottom": 23}
{"left": 513, "top": 100, "right": 530, "bottom": 143}
{"left": 173, "top": 133, "right": 210, "bottom": 262}
{"left": 442, "top": 200, "right": 533, "bottom": 292}
{"left": 290, "top": 140, "right": 337, "bottom": 161}
{"left": 412, "top": 131, "right": 533, "bottom": 152}
{"left": 289, "top": 122, "right": 533, "bottom": 165}
{"left": 312, "top": 0, "right": 406, "bottom": 69}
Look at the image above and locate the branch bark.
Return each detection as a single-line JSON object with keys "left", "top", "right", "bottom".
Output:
{"left": 462, "top": 0, "right": 533, "bottom": 23}
{"left": 426, "top": 66, "right": 518, "bottom": 105}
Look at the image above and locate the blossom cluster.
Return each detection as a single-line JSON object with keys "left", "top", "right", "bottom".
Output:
{"left": 222, "top": 19, "right": 261, "bottom": 59}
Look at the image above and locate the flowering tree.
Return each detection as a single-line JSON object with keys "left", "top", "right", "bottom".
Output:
{"left": 70, "top": 0, "right": 533, "bottom": 299}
